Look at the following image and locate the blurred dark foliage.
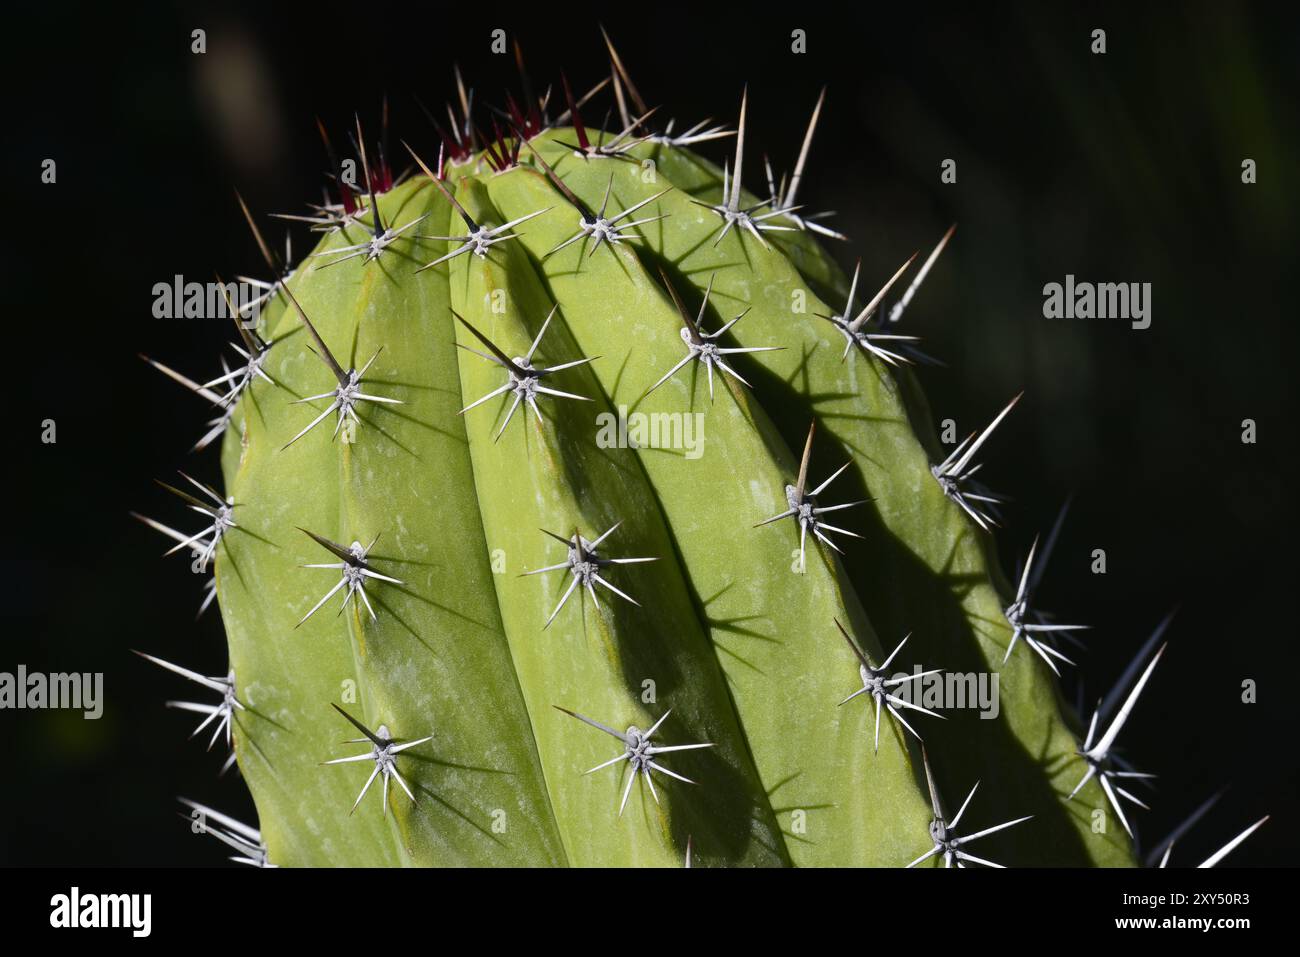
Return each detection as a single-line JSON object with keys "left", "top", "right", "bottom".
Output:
{"left": 4, "top": 2, "right": 1295, "bottom": 865}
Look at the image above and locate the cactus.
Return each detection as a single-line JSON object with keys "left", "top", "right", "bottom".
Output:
{"left": 134, "top": 35, "right": 1262, "bottom": 869}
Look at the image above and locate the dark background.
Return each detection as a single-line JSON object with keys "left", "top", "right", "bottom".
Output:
{"left": 4, "top": 2, "right": 1295, "bottom": 865}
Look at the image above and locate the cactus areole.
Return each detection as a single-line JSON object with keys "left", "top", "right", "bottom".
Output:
{"left": 138, "top": 36, "right": 1196, "bottom": 868}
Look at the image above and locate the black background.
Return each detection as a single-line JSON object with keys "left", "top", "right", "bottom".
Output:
{"left": 4, "top": 2, "right": 1296, "bottom": 866}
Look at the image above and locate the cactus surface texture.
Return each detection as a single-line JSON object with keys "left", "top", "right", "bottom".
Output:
{"left": 139, "top": 36, "right": 1206, "bottom": 869}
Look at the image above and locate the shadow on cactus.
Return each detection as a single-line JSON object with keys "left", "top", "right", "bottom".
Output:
{"left": 134, "top": 32, "right": 1267, "bottom": 868}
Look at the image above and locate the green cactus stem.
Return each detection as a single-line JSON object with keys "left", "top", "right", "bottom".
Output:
{"left": 137, "top": 38, "right": 1181, "bottom": 868}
